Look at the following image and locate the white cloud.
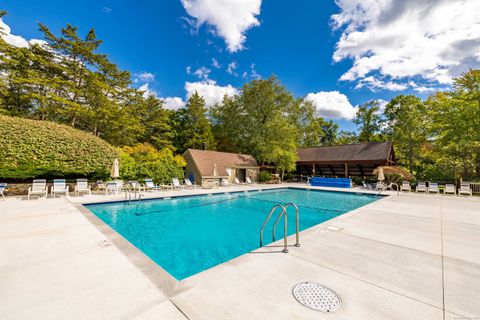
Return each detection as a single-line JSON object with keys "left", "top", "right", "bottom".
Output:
{"left": 227, "top": 61, "right": 238, "bottom": 75}
{"left": 185, "top": 80, "right": 237, "bottom": 107}
{"left": 102, "top": 7, "right": 112, "bottom": 14}
{"left": 138, "top": 83, "right": 157, "bottom": 99}
{"left": 163, "top": 97, "right": 186, "bottom": 110}
{"left": 211, "top": 58, "right": 221, "bottom": 68}
{"left": 250, "top": 63, "right": 261, "bottom": 79}
{"left": 355, "top": 76, "right": 407, "bottom": 92}
{"left": 332, "top": 0, "right": 480, "bottom": 89}
{"left": 180, "top": 0, "right": 262, "bottom": 52}
{"left": 305, "top": 91, "right": 357, "bottom": 120}
{"left": 134, "top": 72, "right": 155, "bottom": 83}
{"left": 193, "top": 66, "right": 211, "bottom": 80}
{"left": 186, "top": 66, "right": 192, "bottom": 74}
{"left": 0, "top": 19, "right": 46, "bottom": 48}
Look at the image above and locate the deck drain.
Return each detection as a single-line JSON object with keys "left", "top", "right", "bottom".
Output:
{"left": 292, "top": 282, "right": 342, "bottom": 313}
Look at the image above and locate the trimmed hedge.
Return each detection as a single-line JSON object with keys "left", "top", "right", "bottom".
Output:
{"left": 0, "top": 115, "right": 118, "bottom": 179}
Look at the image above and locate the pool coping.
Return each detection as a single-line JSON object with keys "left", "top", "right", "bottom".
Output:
{"left": 73, "top": 185, "right": 390, "bottom": 298}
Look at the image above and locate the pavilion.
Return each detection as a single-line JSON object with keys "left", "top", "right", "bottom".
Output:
{"left": 296, "top": 141, "right": 396, "bottom": 177}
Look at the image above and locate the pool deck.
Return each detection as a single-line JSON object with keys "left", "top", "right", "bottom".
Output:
{"left": 1, "top": 184, "right": 479, "bottom": 319}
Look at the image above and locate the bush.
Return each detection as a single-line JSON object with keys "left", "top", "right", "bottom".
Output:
{"left": 258, "top": 170, "right": 272, "bottom": 183}
{"left": 383, "top": 173, "right": 403, "bottom": 184}
{"left": 0, "top": 115, "right": 118, "bottom": 179}
{"left": 119, "top": 143, "right": 186, "bottom": 184}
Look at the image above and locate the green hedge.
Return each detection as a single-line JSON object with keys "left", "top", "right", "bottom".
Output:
{"left": 0, "top": 115, "right": 118, "bottom": 179}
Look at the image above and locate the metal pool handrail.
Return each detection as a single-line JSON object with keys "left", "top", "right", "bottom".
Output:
{"left": 272, "top": 203, "right": 300, "bottom": 247}
{"left": 259, "top": 204, "right": 288, "bottom": 253}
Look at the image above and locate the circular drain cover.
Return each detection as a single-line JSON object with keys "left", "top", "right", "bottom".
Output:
{"left": 292, "top": 282, "right": 342, "bottom": 313}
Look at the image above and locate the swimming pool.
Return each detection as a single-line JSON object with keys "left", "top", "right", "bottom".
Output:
{"left": 85, "top": 188, "right": 379, "bottom": 280}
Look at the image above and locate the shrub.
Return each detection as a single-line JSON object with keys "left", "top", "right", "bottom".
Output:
{"left": 258, "top": 170, "right": 272, "bottom": 183}
{"left": 119, "top": 143, "right": 186, "bottom": 184}
{"left": 383, "top": 173, "right": 403, "bottom": 184}
{"left": 0, "top": 115, "right": 118, "bottom": 179}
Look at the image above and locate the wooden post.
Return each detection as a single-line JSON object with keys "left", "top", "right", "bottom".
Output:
{"left": 344, "top": 163, "right": 349, "bottom": 178}
{"left": 312, "top": 164, "right": 315, "bottom": 176}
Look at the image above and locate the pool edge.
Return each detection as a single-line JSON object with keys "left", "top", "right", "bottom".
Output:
{"left": 73, "top": 203, "right": 180, "bottom": 297}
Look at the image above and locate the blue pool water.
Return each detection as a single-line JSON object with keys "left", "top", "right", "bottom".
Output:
{"left": 85, "top": 188, "right": 378, "bottom": 280}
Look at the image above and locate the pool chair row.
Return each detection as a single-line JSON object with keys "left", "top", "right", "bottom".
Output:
{"left": 27, "top": 179, "right": 92, "bottom": 200}
{"left": 400, "top": 181, "right": 473, "bottom": 196}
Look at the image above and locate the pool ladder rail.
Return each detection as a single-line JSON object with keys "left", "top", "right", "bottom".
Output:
{"left": 259, "top": 203, "right": 300, "bottom": 253}
{"left": 125, "top": 181, "right": 144, "bottom": 203}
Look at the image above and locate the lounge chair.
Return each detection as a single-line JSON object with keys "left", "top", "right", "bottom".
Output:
{"left": 75, "top": 179, "right": 91, "bottom": 196}
{"left": 183, "top": 178, "right": 196, "bottom": 189}
{"left": 459, "top": 183, "right": 472, "bottom": 196}
{"left": 444, "top": 184, "right": 456, "bottom": 195}
{"left": 105, "top": 181, "right": 119, "bottom": 195}
{"left": 51, "top": 179, "right": 69, "bottom": 198}
{"left": 375, "top": 182, "right": 386, "bottom": 191}
{"left": 96, "top": 180, "right": 106, "bottom": 193}
{"left": 171, "top": 177, "right": 183, "bottom": 189}
{"left": 127, "top": 180, "right": 145, "bottom": 192}
{"left": 416, "top": 182, "right": 427, "bottom": 193}
{"left": 28, "top": 179, "right": 48, "bottom": 200}
{"left": 401, "top": 181, "right": 411, "bottom": 192}
{"left": 0, "top": 183, "right": 6, "bottom": 200}
{"left": 234, "top": 177, "right": 245, "bottom": 185}
{"left": 428, "top": 182, "right": 439, "bottom": 194}
{"left": 362, "top": 181, "right": 373, "bottom": 190}
{"left": 220, "top": 178, "right": 230, "bottom": 187}
{"left": 144, "top": 179, "right": 160, "bottom": 191}
{"left": 246, "top": 177, "right": 254, "bottom": 184}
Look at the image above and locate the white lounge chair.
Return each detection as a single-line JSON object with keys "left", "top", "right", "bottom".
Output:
{"left": 172, "top": 177, "right": 183, "bottom": 189}
{"left": 105, "top": 181, "right": 119, "bottom": 195}
{"left": 428, "top": 182, "right": 439, "bottom": 194}
{"left": 416, "top": 182, "right": 427, "bottom": 193}
{"left": 127, "top": 180, "right": 145, "bottom": 192}
{"left": 96, "top": 181, "right": 106, "bottom": 193}
{"left": 28, "top": 179, "right": 48, "bottom": 200}
{"left": 362, "top": 181, "right": 373, "bottom": 190}
{"left": 183, "top": 178, "right": 196, "bottom": 189}
{"left": 75, "top": 178, "right": 91, "bottom": 196}
{"left": 144, "top": 179, "right": 160, "bottom": 191}
{"left": 444, "top": 184, "right": 456, "bottom": 195}
{"left": 375, "top": 182, "right": 386, "bottom": 191}
{"left": 0, "top": 183, "right": 6, "bottom": 200}
{"left": 246, "top": 177, "right": 254, "bottom": 184}
{"left": 459, "top": 183, "right": 472, "bottom": 196}
{"left": 401, "top": 181, "right": 411, "bottom": 192}
{"left": 234, "top": 177, "right": 245, "bottom": 185}
{"left": 51, "top": 179, "right": 69, "bottom": 198}
{"left": 220, "top": 178, "right": 230, "bottom": 187}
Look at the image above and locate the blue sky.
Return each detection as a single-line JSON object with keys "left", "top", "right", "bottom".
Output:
{"left": 2, "top": 0, "right": 479, "bottom": 131}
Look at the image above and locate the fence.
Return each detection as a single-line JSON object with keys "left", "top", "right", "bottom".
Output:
{"left": 464, "top": 182, "right": 480, "bottom": 194}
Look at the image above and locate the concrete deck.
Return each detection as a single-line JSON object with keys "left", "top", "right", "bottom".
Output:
{"left": 1, "top": 185, "right": 479, "bottom": 319}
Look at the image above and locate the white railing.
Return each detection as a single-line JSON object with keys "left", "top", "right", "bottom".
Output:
{"left": 464, "top": 182, "right": 480, "bottom": 194}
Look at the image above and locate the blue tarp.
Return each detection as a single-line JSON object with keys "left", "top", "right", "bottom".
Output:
{"left": 310, "top": 177, "right": 352, "bottom": 188}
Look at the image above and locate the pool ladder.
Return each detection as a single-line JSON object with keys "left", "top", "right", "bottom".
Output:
{"left": 125, "top": 181, "right": 144, "bottom": 203}
{"left": 259, "top": 203, "right": 300, "bottom": 253}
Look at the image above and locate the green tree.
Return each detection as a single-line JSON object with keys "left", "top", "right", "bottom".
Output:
{"left": 425, "top": 69, "right": 480, "bottom": 180}
{"left": 119, "top": 143, "right": 186, "bottom": 184}
{"left": 354, "top": 100, "right": 383, "bottom": 142}
{"left": 211, "top": 76, "right": 298, "bottom": 176}
{"left": 137, "top": 95, "right": 175, "bottom": 151}
{"left": 336, "top": 130, "right": 358, "bottom": 145}
{"left": 383, "top": 95, "right": 427, "bottom": 174}
{"left": 173, "top": 92, "right": 215, "bottom": 153}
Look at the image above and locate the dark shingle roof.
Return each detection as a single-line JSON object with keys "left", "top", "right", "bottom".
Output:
{"left": 186, "top": 149, "right": 259, "bottom": 177}
{"left": 297, "top": 142, "right": 393, "bottom": 164}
